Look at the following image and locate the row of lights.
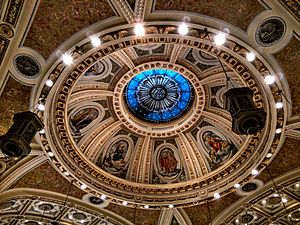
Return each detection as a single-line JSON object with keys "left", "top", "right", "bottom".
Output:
{"left": 261, "top": 196, "right": 288, "bottom": 204}
{"left": 134, "top": 22, "right": 258, "bottom": 62}
{"left": 235, "top": 215, "right": 258, "bottom": 224}
{"left": 36, "top": 36, "right": 103, "bottom": 114}
{"left": 37, "top": 22, "right": 285, "bottom": 210}
{"left": 45, "top": 149, "right": 292, "bottom": 209}
{"left": 61, "top": 36, "right": 101, "bottom": 66}
{"left": 59, "top": 170, "right": 154, "bottom": 209}
{"left": 213, "top": 169, "right": 260, "bottom": 200}
{"left": 38, "top": 24, "right": 282, "bottom": 110}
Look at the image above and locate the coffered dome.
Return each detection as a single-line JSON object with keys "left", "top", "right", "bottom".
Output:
{"left": 33, "top": 19, "right": 288, "bottom": 209}
{"left": 1, "top": 1, "right": 300, "bottom": 225}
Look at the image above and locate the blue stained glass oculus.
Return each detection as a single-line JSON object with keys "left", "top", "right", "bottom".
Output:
{"left": 125, "top": 69, "right": 194, "bottom": 122}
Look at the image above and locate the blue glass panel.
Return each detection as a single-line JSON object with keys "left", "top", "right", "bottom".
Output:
{"left": 162, "top": 111, "right": 173, "bottom": 120}
{"left": 166, "top": 70, "right": 178, "bottom": 78}
{"left": 180, "top": 82, "right": 190, "bottom": 91}
{"left": 128, "top": 80, "right": 139, "bottom": 88}
{"left": 125, "top": 69, "right": 193, "bottom": 123}
{"left": 177, "top": 101, "right": 188, "bottom": 110}
{"left": 133, "top": 73, "right": 146, "bottom": 81}
{"left": 181, "top": 92, "right": 190, "bottom": 101}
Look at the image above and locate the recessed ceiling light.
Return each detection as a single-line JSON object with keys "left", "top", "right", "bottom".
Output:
{"left": 134, "top": 23, "right": 145, "bottom": 36}
{"left": 214, "top": 33, "right": 226, "bottom": 46}
{"left": 38, "top": 103, "right": 45, "bottom": 111}
{"left": 100, "top": 194, "right": 106, "bottom": 200}
{"left": 295, "top": 183, "right": 300, "bottom": 188}
{"left": 246, "top": 52, "right": 256, "bottom": 62}
{"left": 234, "top": 183, "right": 240, "bottom": 188}
{"left": 45, "top": 79, "right": 54, "bottom": 87}
{"left": 62, "top": 53, "right": 73, "bottom": 65}
{"left": 266, "top": 153, "right": 272, "bottom": 158}
{"left": 80, "top": 184, "right": 87, "bottom": 190}
{"left": 168, "top": 204, "right": 174, "bottom": 208}
{"left": 262, "top": 199, "right": 266, "bottom": 204}
{"left": 275, "top": 102, "right": 283, "bottom": 109}
{"left": 214, "top": 193, "right": 221, "bottom": 199}
{"left": 91, "top": 36, "right": 101, "bottom": 47}
{"left": 48, "top": 152, "right": 54, "bottom": 157}
{"left": 63, "top": 171, "right": 69, "bottom": 176}
{"left": 264, "top": 75, "right": 275, "bottom": 85}
{"left": 144, "top": 205, "right": 149, "bottom": 209}
{"left": 122, "top": 201, "right": 128, "bottom": 206}
{"left": 282, "top": 197, "right": 288, "bottom": 203}
{"left": 251, "top": 169, "right": 259, "bottom": 176}
{"left": 275, "top": 128, "right": 282, "bottom": 134}
{"left": 178, "top": 22, "right": 188, "bottom": 35}
{"left": 39, "top": 129, "right": 45, "bottom": 134}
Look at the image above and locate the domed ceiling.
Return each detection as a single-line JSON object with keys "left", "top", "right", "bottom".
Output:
{"left": 36, "top": 21, "right": 287, "bottom": 207}
{"left": 1, "top": 0, "right": 300, "bottom": 224}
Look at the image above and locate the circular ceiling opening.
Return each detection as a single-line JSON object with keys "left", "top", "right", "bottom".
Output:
{"left": 125, "top": 69, "right": 194, "bottom": 123}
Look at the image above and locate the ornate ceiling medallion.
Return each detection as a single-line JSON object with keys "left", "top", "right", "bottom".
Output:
{"left": 255, "top": 17, "right": 286, "bottom": 47}
{"left": 125, "top": 69, "right": 193, "bottom": 123}
{"left": 113, "top": 62, "right": 204, "bottom": 137}
{"left": 36, "top": 22, "right": 286, "bottom": 208}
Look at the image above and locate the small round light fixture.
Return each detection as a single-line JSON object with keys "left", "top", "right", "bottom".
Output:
{"left": 246, "top": 52, "right": 256, "bottom": 62}
{"left": 282, "top": 197, "right": 288, "bottom": 203}
{"left": 144, "top": 205, "right": 149, "bottom": 209}
{"left": 214, "top": 33, "right": 226, "bottom": 45}
{"left": 80, "top": 184, "right": 87, "bottom": 190}
{"left": 178, "top": 23, "right": 188, "bottom": 35}
{"left": 264, "top": 75, "right": 275, "bottom": 85}
{"left": 122, "top": 201, "right": 128, "bottom": 206}
{"left": 38, "top": 103, "right": 45, "bottom": 111}
{"left": 63, "top": 171, "right": 69, "bottom": 176}
{"left": 62, "top": 53, "right": 73, "bottom": 65}
{"left": 266, "top": 153, "right": 272, "bottom": 158}
{"left": 91, "top": 36, "right": 101, "bottom": 47}
{"left": 275, "top": 102, "right": 283, "bottom": 109}
{"left": 251, "top": 169, "right": 259, "bottom": 176}
{"left": 48, "top": 152, "right": 54, "bottom": 157}
{"left": 234, "top": 183, "right": 240, "bottom": 189}
{"left": 275, "top": 128, "right": 282, "bottom": 134}
{"left": 168, "top": 204, "right": 174, "bottom": 208}
{"left": 100, "top": 194, "right": 106, "bottom": 200}
{"left": 214, "top": 193, "right": 221, "bottom": 199}
{"left": 134, "top": 23, "right": 145, "bottom": 36}
{"left": 39, "top": 129, "right": 45, "bottom": 134}
{"left": 45, "top": 79, "right": 54, "bottom": 87}
{"left": 262, "top": 199, "right": 267, "bottom": 204}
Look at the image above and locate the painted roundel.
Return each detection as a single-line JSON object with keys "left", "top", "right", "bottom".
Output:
{"left": 125, "top": 69, "right": 193, "bottom": 122}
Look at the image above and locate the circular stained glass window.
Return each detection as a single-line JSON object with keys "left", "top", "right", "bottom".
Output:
{"left": 125, "top": 69, "right": 193, "bottom": 122}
